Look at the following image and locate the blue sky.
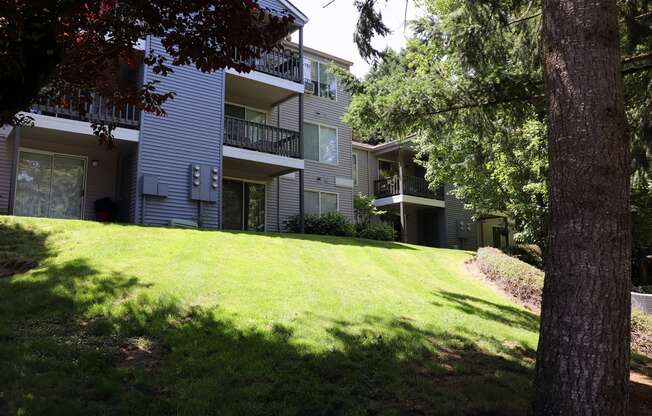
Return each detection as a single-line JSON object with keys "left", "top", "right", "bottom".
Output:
{"left": 290, "top": 0, "right": 420, "bottom": 77}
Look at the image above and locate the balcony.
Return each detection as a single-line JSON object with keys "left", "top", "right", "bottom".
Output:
{"left": 224, "top": 116, "right": 301, "bottom": 159}
{"left": 374, "top": 176, "right": 445, "bottom": 200}
{"left": 233, "top": 48, "right": 302, "bottom": 83}
{"left": 31, "top": 94, "right": 140, "bottom": 129}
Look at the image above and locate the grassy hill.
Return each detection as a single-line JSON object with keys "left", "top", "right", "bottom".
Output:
{"left": 0, "top": 216, "right": 541, "bottom": 415}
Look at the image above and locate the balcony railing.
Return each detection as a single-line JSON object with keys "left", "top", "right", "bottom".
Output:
{"left": 31, "top": 94, "right": 140, "bottom": 129}
{"left": 374, "top": 176, "right": 445, "bottom": 200}
{"left": 224, "top": 116, "right": 301, "bottom": 159}
{"left": 232, "top": 48, "right": 302, "bottom": 83}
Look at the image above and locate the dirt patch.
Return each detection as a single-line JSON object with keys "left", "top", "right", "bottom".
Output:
{"left": 118, "top": 337, "right": 162, "bottom": 372}
{"left": 630, "top": 370, "right": 652, "bottom": 416}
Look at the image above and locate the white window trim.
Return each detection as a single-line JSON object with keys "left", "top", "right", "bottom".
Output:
{"left": 305, "top": 189, "right": 339, "bottom": 215}
{"left": 304, "top": 121, "right": 339, "bottom": 166}
{"left": 304, "top": 59, "right": 338, "bottom": 102}
{"left": 222, "top": 176, "right": 268, "bottom": 232}
{"left": 352, "top": 153, "right": 358, "bottom": 186}
{"left": 15, "top": 147, "right": 89, "bottom": 220}
{"left": 224, "top": 102, "right": 269, "bottom": 124}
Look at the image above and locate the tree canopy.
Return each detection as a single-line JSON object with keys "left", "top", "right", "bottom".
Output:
{"left": 340, "top": 0, "right": 652, "bottom": 247}
{"left": 0, "top": 0, "right": 294, "bottom": 143}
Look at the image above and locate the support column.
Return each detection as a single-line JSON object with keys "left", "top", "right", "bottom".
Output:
{"left": 298, "top": 26, "right": 305, "bottom": 233}
{"left": 8, "top": 126, "right": 21, "bottom": 214}
{"left": 398, "top": 145, "right": 406, "bottom": 242}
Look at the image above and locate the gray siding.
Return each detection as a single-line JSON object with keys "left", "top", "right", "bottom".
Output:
{"left": 0, "top": 130, "right": 122, "bottom": 220}
{"left": 444, "top": 184, "right": 478, "bottom": 250}
{"left": 353, "top": 148, "right": 371, "bottom": 197}
{"left": 273, "top": 53, "right": 355, "bottom": 221}
{"left": 266, "top": 174, "right": 300, "bottom": 232}
{"left": 0, "top": 132, "right": 12, "bottom": 214}
{"left": 136, "top": 36, "right": 224, "bottom": 228}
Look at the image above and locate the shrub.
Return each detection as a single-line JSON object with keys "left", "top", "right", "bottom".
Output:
{"left": 354, "top": 194, "right": 385, "bottom": 225}
{"left": 505, "top": 244, "right": 544, "bottom": 269}
{"left": 285, "top": 212, "right": 355, "bottom": 237}
{"left": 475, "top": 247, "right": 544, "bottom": 309}
{"left": 632, "top": 311, "right": 652, "bottom": 357}
{"left": 356, "top": 222, "right": 396, "bottom": 241}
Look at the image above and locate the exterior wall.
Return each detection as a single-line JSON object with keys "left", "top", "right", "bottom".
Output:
{"left": 273, "top": 52, "right": 355, "bottom": 222}
{"left": 0, "top": 131, "right": 12, "bottom": 214}
{"left": 266, "top": 174, "right": 300, "bottom": 232}
{"left": 136, "top": 36, "right": 224, "bottom": 228}
{"left": 353, "top": 148, "right": 371, "bottom": 196}
{"left": 1, "top": 129, "right": 126, "bottom": 220}
{"left": 444, "top": 184, "right": 478, "bottom": 250}
{"left": 478, "top": 217, "right": 514, "bottom": 248}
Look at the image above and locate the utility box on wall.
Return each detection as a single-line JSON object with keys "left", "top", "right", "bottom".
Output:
{"left": 142, "top": 175, "right": 169, "bottom": 198}
{"left": 189, "top": 164, "right": 219, "bottom": 203}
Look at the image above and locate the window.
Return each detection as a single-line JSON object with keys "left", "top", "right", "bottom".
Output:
{"left": 222, "top": 179, "right": 266, "bottom": 231}
{"left": 304, "top": 123, "right": 337, "bottom": 164}
{"left": 304, "top": 191, "right": 338, "bottom": 215}
{"left": 225, "top": 103, "right": 266, "bottom": 124}
{"left": 352, "top": 153, "right": 358, "bottom": 186}
{"left": 304, "top": 59, "right": 337, "bottom": 100}
{"left": 378, "top": 159, "right": 398, "bottom": 179}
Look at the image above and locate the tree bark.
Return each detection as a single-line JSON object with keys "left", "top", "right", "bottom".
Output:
{"left": 533, "top": 1, "right": 631, "bottom": 415}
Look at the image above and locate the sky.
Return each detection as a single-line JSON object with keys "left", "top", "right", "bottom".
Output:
{"left": 290, "top": 0, "right": 421, "bottom": 78}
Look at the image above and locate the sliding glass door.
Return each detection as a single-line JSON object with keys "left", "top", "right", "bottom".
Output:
{"left": 14, "top": 150, "right": 86, "bottom": 219}
{"left": 222, "top": 179, "right": 265, "bottom": 231}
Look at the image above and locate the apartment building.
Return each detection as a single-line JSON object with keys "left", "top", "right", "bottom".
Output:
{"left": 0, "top": 1, "right": 357, "bottom": 233}
{"left": 352, "top": 140, "right": 513, "bottom": 250}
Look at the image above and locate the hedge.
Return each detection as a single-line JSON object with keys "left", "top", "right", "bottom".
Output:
{"left": 475, "top": 247, "right": 652, "bottom": 357}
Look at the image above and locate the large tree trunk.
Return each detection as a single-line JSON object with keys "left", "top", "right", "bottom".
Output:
{"left": 533, "top": 0, "right": 631, "bottom": 415}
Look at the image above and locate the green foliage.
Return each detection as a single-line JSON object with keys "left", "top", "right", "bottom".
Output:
{"left": 476, "top": 247, "right": 544, "bottom": 308}
{"left": 341, "top": 0, "right": 652, "bottom": 249}
{"left": 356, "top": 221, "right": 396, "bottom": 241}
{"left": 0, "top": 216, "right": 543, "bottom": 415}
{"left": 353, "top": 193, "right": 385, "bottom": 225}
{"left": 505, "top": 244, "right": 544, "bottom": 270}
{"left": 285, "top": 212, "right": 355, "bottom": 237}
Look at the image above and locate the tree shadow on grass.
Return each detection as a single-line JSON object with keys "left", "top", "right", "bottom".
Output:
{"left": 0, "top": 220, "right": 51, "bottom": 278}
{"left": 1, "top": 263, "right": 536, "bottom": 416}
{"left": 432, "top": 290, "right": 540, "bottom": 333}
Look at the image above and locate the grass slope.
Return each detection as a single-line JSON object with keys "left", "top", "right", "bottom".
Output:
{"left": 0, "top": 217, "right": 539, "bottom": 416}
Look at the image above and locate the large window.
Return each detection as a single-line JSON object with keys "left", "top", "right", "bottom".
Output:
{"left": 225, "top": 103, "right": 266, "bottom": 124}
{"left": 352, "top": 153, "right": 358, "bottom": 186}
{"left": 304, "top": 59, "right": 337, "bottom": 100}
{"left": 305, "top": 123, "right": 337, "bottom": 164}
{"left": 305, "top": 191, "right": 338, "bottom": 215}
{"left": 222, "top": 179, "right": 266, "bottom": 231}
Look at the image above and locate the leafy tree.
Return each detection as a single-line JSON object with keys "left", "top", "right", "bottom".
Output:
{"left": 349, "top": 0, "right": 637, "bottom": 413}
{"left": 0, "top": 0, "right": 294, "bottom": 144}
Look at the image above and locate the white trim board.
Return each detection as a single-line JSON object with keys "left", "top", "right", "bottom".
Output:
{"left": 225, "top": 68, "right": 304, "bottom": 94}
{"left": 278, "top": 0, "right": 309, "bottom": 23}
{"left": 373, "top": 194, "right": 446, "bottom": 208}
{"left": 223, "top": 145, "right": 304, "bottom": 170}
{"left": 19, "top": 113, "right": 140, "bottom": 142}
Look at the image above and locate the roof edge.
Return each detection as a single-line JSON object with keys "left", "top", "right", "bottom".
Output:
{"left": 278, "top": 0, "right": 309, "bottom": 24}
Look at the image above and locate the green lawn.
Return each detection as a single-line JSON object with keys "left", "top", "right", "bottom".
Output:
{"left": 0, "top": 216, "right": 539, "bottom": 415}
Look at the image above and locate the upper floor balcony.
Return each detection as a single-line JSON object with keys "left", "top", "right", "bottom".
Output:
{"left": 233, "top": 48, "right": 302, "bottom": 84}
{"left": 31, "top": 94, "right": 141, "bottom": 130}
{"left": 374, "top": 175, "right": 445, "bottom": 204}
{"left": 224, "top": 116, "right": 300, "bottom": 159}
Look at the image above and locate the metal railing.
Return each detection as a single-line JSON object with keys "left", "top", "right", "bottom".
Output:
{"left": 32, "top": 93, "right": 140, "bottom": 129}
{"left": 374, "top": 175, "right": 445, "bottom": 200}
{"left": 232, "top": 48, "right": 302, "bottom": 83}
{"left": 224, "top": 116, "right": 301, "bottom": 159}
